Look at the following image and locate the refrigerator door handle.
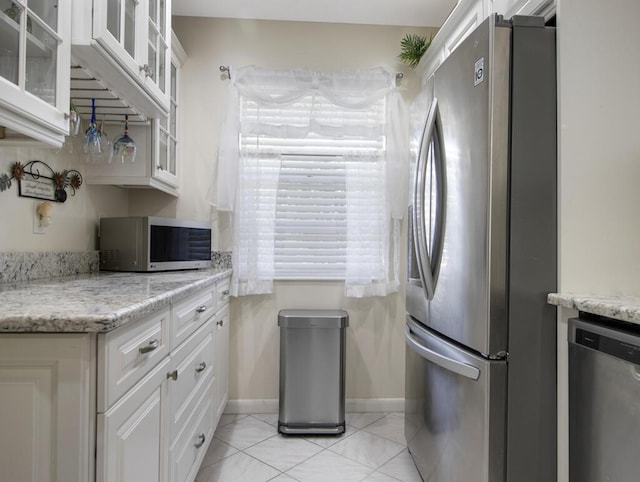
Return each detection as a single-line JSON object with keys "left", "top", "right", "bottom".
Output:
{"left": 405, "top": 324, "right": 480, "bottom": 380}
{"left": 413, "top": 98, "right": 438, "bottom": 300}
{"left": 413, "top": 97, "right": 446, "bottom": 301}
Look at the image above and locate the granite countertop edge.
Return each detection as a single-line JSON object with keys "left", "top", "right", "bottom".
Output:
{"left": 0, "top": 268, "right": 232, "bottom": 333}
{"left": 548, "top": 293, "right": 640, "bottom": 325}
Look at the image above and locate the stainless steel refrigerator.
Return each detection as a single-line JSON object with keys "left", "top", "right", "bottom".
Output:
{"left": 405, "top": 15, "right": 557, "bottom": 482}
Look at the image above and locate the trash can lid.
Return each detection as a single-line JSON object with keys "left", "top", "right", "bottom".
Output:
{"left": 278, "top": 309, "right": 349, "bottom": 328}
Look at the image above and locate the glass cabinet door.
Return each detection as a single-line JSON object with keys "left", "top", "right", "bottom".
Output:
{"left": 0, "top": 1, "right": 21, "bottom": 85}
{"left": 0, "top": 0, "right": 63, "bottom": 107}
{"left": 153, "top": 47, "right": 178, "bottom": 187}
{"left": 94, "top": 0, "right": 144, "bottom": 84}
{"left": 94, "top": 0, "right": 170, "bottom": 112}
{"left": 144, "top": 0, "right": 169, "bottom": 100}
{"left": 106, "top": 0, "right": 137, "bottom": 60}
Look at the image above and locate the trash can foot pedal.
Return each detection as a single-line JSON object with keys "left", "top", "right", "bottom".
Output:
{"left": 278, "top": 421, "right": 345, "bottom": 435}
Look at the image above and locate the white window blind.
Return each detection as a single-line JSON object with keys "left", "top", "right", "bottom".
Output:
{"left": 239, "top": 93, "right": 387, "bottom": 280}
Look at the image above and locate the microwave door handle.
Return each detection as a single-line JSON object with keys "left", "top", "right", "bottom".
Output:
{"left": 405, "top": 324, "right": 480, "bottom": 380}
{"left": 413, "top": 98, "right": 438, "bottom": 300}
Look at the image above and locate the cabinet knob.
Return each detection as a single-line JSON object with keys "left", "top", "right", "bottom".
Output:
{"left": 194, "top": 433, "right": 206, "bottom": 449}
{"left": 217, "top": 320, "right": 224, "bottom": 327}
{"left": 196, "top": 305, "right": 208, "bottom": 313}
{"left": 195, "top": 361, "right": 206, "bottom": 373}
{"left": 139, "top": 339, "right": 159, "bottom": 354}
{"left": 222, "top": 290, "right": 230, "bottom": 296}
{"left": 167, "top": 370, "right": 178, "bottom": 381}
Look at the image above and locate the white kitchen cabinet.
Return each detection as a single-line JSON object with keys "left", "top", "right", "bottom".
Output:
{"left": 153, "top": 32, "right": 186, "bottom": 188}
{"left": 0, "top": 333, "right": 94, "bottom": 482}
{"left": 0, "top": 0, "right": 71, "bottom": 146}
{"left": 417, "top": 0, "right": 556, "bottom": 83}
{"left": 169, "top": 377, "right": 216, "bottom": 482}
{"left": 98, "top": 306, "right": 170, "bottom": 412}
{"left": 83, "top": 33, "right": 185, "bottom": 196}
{"left": 168, "top": 318, "right": 215, "bottom": 440}
{"left": 418, "top": 0, "right": 488, "bottom": 83}
{"left": 0, "top": 275, "right": 231, "bottom": 482}
{"left": 489, "top": 0, "right": 555, "bottom": 19}
{"left": 214, "top": 305, "right": 230, "bottom": 423}
{"left": 70, "top": 0, "right": 171, "bottom": 120}
{"left": 97, "top": 357, "right": 170, "bottom": 482}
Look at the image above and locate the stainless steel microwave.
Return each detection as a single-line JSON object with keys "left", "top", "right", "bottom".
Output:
{"left": 99, "top": 217, "right": 212, "bottom": 272}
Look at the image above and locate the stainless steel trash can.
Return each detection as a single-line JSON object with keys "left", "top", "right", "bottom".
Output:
{"left": 278, "top": 309, "right": 349, "bottom": 435}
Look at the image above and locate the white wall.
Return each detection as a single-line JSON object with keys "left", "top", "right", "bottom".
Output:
{"left": 0, "top": 141, "right": 129, "bottom": 252}
{"left": 172, "top": 17, "right": 436, "bottom": 403}
{"left": 556, "top": 1, "right": 640, "bottom": 480}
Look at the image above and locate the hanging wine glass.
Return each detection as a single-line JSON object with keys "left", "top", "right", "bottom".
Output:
{"left": 69, "top": 101, "right": 81, "bottom": 136}
{"left": 82, "top": 98, "right": 101, "bottom": 162}
{"left": 112, "top": 115, "right": 136, "bottom": 163}
{"left": 97, "top": 116, "right": 113, "bottom": 164}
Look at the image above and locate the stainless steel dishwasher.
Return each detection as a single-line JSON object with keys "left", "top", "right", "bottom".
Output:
{"left": 569, "top": 316, "right": 640, "bottom": 482}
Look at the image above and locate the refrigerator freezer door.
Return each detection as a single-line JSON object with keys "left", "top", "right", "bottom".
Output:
{"left": 428, "top": 16, "right": 511, "bottom": 356}
{"left": 404, "top": 316, "right": 507, "bottom": 482}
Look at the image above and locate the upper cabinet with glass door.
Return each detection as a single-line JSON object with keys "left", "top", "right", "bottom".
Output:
{"left": 0, "top": 0, "right": 71, "bottom": 146}
{"left": 70, "top": 0, "right": 171, "bottom": 120}
{"left": 153, "top": 31, "right": 185, "bottom": 189}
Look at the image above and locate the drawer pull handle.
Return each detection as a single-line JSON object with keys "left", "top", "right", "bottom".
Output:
{"left": 194, "top": 433, "right": 206, "bottom": 449}
{"left": 196, "top": 305, "right": 208, "bottom": 313}
{"left": 195, "top": 362, "right": 207, "bottom": 373}
{"left": 139, "top": 339, "right": 159, "bottom": 354}
{"left": 217, "top": 320, "right": 224, "bottom": 327}
{"left": 222, "top": 290, "right": 230, "bottom": 296}
{"left": 167, "top": 370, "right": 178, "bottom": 381}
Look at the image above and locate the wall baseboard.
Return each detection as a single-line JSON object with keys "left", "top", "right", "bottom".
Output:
{"left": 224, "top": 398, "right": 404, "bottom": 414}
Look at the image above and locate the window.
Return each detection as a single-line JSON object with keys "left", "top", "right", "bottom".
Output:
{"left": 217, "top": 67, "right": 407, "bottom": 297}
{"left": 239, "top": 93, "right": 387, "bottom": 279}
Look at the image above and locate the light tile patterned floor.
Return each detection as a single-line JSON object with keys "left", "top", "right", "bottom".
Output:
{"left": 195, "top": 412, "right": 422, "bottom": 482}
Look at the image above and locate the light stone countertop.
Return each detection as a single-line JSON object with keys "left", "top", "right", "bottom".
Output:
{"left": 0, "top": 268, "right": 232, "bottom": 333}
{"left": 547, "top": 293, "right": 640, "bottom": 325}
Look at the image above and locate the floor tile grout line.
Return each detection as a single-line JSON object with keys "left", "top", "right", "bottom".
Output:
{"left": 200, "top": 413, "right": 413, "bottom": 482}
{"left": 326, "top": 432, "right": 407, "bottom": 472}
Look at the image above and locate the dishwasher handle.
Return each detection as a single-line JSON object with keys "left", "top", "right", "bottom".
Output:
{"left": 405, "top": 324, "right": 480, "bottom": 380}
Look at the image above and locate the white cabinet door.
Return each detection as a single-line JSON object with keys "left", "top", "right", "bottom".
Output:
{"left": 0, "top": 334, "right": 93, "bottom": 482}
{"left": 214, "top": 305, "right": 230, "bottom": 423}
{"left": 97, "top": 356, "right": 170, "bottom": 482}
{"left": 169, "top": 377, "right": 215, "bottom": 482}
{"left": 153, "top": 32, "right": 185, "bottom": 189}
{"left": 0, "top": 0, "right": 71, "bottom": 146}
{"left": 142, "top": 0, "right": 171, "bottom": 105}
{"left": 91, "top": 0, "right": 170, "bottom": 110}
{"left": 168, "top": 318, "right": 215, "bottom": 441}
{"left": 93, "top": 0, "right": 146, "bottom": 89}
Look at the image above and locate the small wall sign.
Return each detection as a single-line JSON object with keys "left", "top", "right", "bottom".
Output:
{"left": 0, "top": 160, "right": 82, "bottom": 203}
{"left": 18, "top": 176, "right": 57, "bottom": 201}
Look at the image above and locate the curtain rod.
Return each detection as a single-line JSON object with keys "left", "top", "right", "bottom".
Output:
{"left": 220, "top": 65, "right": 231, "bottom": 80}
{"left": 218, "top": 65, "right": 403, "bottom": 84}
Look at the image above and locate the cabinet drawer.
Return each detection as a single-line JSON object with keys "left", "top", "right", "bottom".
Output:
{"left": 169, "top": 377, "right": 215, "bottom": 482}
{"left": 98, "top": 308, "right": 170, "bottom": 412}
{"left": 97, "top": 356, "right": 170, "bottom": 482}
{"left": 171, "top": 289, "right": 215, "bottom": 350}
{"left": 216, "top": 278, "right": 231, "bottom": 307}
{"left": 168, "top": 318, "right": 215, "bottom": 441}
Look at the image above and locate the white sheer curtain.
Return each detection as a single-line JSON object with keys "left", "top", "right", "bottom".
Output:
{"left": 216, "top": 66, "right": 409, "bottom": 297}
